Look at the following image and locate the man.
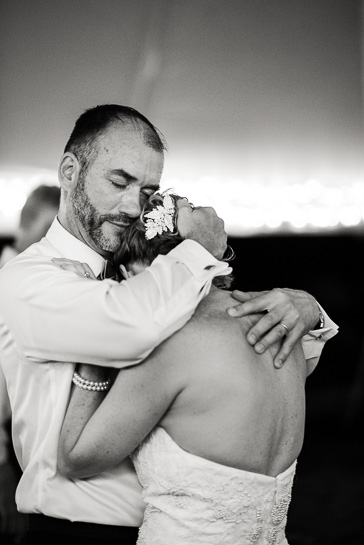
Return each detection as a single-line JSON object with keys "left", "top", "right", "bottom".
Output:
{"left": 0, "top": 105, "right": 337, "bottom": 545}
{"left": 0, "top": 184, "right": 60, "bottom": 545}
{"left": 0, "top": 184, "right": 61, "bottom": 268}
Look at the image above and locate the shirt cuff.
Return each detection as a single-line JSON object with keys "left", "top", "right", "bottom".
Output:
{"left": 309, "top": 304, "right": 339, "bottom": 334}
{"left": 302, "top": 305, "right": 339, "bottom": 365}
{"left": 168, "top": 240, "right": 232, "bottom": 280}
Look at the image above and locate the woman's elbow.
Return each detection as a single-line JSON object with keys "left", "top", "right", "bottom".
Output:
{"left": 57, "top": 448, "right": 91, "bottom": 479}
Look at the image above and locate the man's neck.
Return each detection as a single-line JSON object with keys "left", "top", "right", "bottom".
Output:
{"left": 57, "top": 215, "right": 110, "bottom": 260}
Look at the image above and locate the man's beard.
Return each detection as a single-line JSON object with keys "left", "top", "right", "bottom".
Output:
{"left": 71, "top": 176, "right": 124, "bottom": 253}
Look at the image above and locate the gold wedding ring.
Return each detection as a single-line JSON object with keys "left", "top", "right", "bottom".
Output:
{"left": 280, "top": 322, "right": 289, "bottom": 334}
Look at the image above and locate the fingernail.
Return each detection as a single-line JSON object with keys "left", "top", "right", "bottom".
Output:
{"left": 255, "top": 343, "right": 264, "bottom": 353}
{"left": 248, "top": 334, "right": 256, "bottom": 344}
{"left": 227, "top": 307, "right": 237, "bottom": 316}
{"left": 275, "top": 359, "right": 282, "bottom": 368}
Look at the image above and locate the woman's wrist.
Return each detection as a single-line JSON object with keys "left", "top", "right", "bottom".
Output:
{"left": 75, "top": 364, "right": 110, "bottom": 385}
{"left": 72, "top": 371, "right": 111, "bottom": 392}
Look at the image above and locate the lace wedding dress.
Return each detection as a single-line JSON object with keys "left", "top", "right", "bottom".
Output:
{"left": 131, "top": 426, "right": 296, "bottom": 544}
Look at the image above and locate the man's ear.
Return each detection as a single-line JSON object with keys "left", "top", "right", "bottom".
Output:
{"left": 58, "top": 152, "right": 80, "bottom": 190}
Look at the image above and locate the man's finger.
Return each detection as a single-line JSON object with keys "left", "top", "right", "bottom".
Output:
{"left": 273, "top": 336, "right": 298, "bottom": 368}
{"left": 176, "top": 198, "right": 191, "bottom": 210}
{"left": 227, "top": 294, "right": 270, "bottom": 317}
{"left": 231, "top": 289, "right": 268, "bottom": 303}
{"left": 175, "top": 199, "right": 192, "bottom": 236}
{"left": 247, "top": 315, "right": 287, "bottom": 348}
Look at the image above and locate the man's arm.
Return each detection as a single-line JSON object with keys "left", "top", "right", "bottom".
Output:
{"left": 228, "top": 288, "right": 338, "bottom": 367}
{"left": 0, "top": 241, "right": 230, "bottom": 368}
{"left": 0, "top": 203, "right": 230, "bottom": 368}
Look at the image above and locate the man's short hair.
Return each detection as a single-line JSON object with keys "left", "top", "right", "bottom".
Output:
{"left": 64, "top": 104, "right": 167, "bottom": 173}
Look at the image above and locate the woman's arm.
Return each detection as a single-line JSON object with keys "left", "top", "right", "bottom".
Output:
{"left": 58, "top": 351, "right": 183, "bottom": 479}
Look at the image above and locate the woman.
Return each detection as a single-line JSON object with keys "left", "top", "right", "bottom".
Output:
{"left": 58, "top": 192, "right": 314, "bottom": 544}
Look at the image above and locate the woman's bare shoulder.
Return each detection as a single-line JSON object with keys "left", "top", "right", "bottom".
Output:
{"left": 193, "top": 289, "right": 262, "bottom": 332}
{"left": 146, "top": 289, "right": 259, "bottom": 381}
{"left": 165, "top": 290, "right": 255, "bottom": 361}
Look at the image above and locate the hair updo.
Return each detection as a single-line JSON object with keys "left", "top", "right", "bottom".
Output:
{"left": 113, "top": 192, "right": 234, "bottom": 289}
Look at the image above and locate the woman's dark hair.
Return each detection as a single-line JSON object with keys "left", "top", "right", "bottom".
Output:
{"left": 114, "top": 192, "right": 235, "bottom": 289}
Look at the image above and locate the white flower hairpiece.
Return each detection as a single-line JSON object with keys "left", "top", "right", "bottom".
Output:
{"left": 143, "top": 192, "right": 176, "bottom": 240}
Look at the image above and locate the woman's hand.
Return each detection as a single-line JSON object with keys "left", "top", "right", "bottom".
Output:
{"left": 52, "top": 258, "right": 97, "bottom": 280}
{"left": 227, "top": 288, "right": 320, "bottom": 368}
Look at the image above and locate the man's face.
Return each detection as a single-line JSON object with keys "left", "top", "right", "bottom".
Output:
{"left": 70, "top": 123, "right": 164, "bottom": 256}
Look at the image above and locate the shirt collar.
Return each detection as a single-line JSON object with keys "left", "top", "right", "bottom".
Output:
{"left": 46, "top": 217, "right": 106, "bottom": 277}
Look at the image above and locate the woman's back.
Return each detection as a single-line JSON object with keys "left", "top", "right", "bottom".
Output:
{"left": 132, "top": 288, "right": 307, "bottom": 543}
{"left": 156, "top": 287, "right": 308, "bottom": 477}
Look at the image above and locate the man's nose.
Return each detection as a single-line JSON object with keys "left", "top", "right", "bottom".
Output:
{"left": 121, "top": 188, "right": 142, "bottom": 218}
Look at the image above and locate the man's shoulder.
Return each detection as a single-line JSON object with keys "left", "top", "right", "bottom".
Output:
{"left": 0, "top": 239, "right": 55, "bottom": 291}
{"left": 2, "top": 236, "right": 53, "bottom": 262}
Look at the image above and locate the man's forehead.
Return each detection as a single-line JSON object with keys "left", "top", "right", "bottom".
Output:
{"left": 97, "top": 122, "right": 144, "bottom": 148}
{"left": 97, "top": 125, "right": 163, "bottom": 163}
{"left": 101, "top": 119, "right": 160, "bottom": 146}
{"left": 91, "top": 122, "right": 164, "bottom": 180}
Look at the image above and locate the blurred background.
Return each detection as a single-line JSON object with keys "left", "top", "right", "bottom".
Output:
{"left": 0, "top": 0, "right": 363, "bottom": 543}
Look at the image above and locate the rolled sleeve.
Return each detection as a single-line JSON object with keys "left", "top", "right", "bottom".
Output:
{"left": 302, "top": 305, "right": 339, "bottom": 371}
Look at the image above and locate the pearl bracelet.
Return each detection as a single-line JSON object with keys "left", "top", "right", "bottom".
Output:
{"left": 72, "top": 371, "right": 111, "bottom": 392}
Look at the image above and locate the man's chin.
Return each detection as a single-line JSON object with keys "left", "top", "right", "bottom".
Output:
{"left": 98, "top": 225, "right": 124, "bottom": 254}
{"left": 96, "top": 237, "right": 119, "bottom": 255}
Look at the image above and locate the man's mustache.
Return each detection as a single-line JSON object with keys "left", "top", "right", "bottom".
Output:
{"left": 100, "top": 213, "right": 135, "bottom": 226}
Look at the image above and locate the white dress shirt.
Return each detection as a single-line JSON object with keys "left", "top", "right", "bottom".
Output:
{"left": 0, "top": 218, "right": 338, "bottom": 527}
{"left": 0, "top": 218, "right": 231, "bottom": 526}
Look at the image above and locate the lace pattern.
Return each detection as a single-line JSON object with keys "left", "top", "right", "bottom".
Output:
{"left": 131, "top": 427, "right": 295, "bottom": 544}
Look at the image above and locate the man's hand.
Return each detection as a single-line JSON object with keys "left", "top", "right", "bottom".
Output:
{"left": 227, "top": 288, "right": 320, "bottom": 368}
{"left": 176, "top": 200, "right": 227, "bottom": 260}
